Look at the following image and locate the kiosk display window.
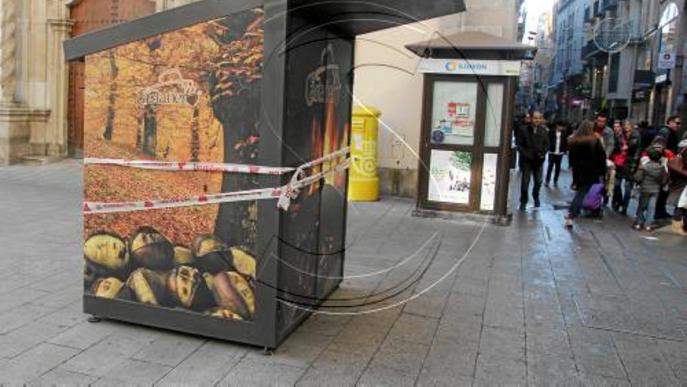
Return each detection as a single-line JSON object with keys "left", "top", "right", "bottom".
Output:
{"left": 480, "top": 153, "right": 498, "bottom": 211}
{"left": 430, "top": 81, "right": 478, "bottom": 145}
{"left": 484, "top": 83, "right": 504, "bottom": 148}
{"left": 427, "top": 150, "right": 472, "bottom": 205}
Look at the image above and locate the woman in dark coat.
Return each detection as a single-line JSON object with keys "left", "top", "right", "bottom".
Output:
{"left": 565, "top": 120, "right": 608, "bottom": 228}
{"left": 668, "top": 137, "right": 687, "bottom": 234}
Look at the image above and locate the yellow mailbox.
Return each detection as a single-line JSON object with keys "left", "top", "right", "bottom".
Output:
{"left": 348, "top": 106, "right": 381, "bottom": 201}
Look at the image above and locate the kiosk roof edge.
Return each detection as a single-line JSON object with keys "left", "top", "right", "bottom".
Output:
{"left": 64, "top": 0, "right": 466, "bottom": 61}
{"left": 405, "top": 31, "right": 536, "bottom": 60}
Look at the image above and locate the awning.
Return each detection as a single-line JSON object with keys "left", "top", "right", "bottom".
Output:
{"left": 64, "top": 0, "right": 466, "bottom": 61}
{"left": 405, "top": 31, "right": 536, "bottom": 60}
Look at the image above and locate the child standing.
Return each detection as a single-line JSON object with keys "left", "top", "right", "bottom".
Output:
{"left": 633, "top": 147, "right": 669, "bottom": 231}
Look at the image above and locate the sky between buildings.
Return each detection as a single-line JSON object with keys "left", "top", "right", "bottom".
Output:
{"left": 522, "top": 0, "right": 556, "bottom": 44}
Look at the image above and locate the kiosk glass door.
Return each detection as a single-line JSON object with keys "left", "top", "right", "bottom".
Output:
{"left": 419, "top": 75, "right": 506, "bottom": 212}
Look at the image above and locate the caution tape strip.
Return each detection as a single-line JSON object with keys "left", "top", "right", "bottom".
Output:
{"left": 84, "top": 158, "right": 295, "bottom": 175}
{"left": 83, "top": 148, "right": 350, "bottom": 215}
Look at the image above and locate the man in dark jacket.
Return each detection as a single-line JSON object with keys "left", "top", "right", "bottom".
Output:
{"left": 658, "top": 115, "right": 682, "bottom": 153}
{"left": 517, "top": 111, "right": 549, "bottom": 209}
{"left": 513, "top": 112, "right": 532, "bottom": 162}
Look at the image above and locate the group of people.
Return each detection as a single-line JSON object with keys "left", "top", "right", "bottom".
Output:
{"left": 515, "top": 111, "right": 687, "bottom": 234}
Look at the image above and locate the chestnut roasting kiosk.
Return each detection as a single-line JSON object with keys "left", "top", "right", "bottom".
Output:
{"left": 65, "top": 0, "right": 466, "bottom": 349}
{"left": 407, "top": 32, "right": 534, "bottom": 224}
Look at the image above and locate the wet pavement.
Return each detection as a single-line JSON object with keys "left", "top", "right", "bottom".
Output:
{"left": 0, "top": 160, "right": 686, "bottom": 386}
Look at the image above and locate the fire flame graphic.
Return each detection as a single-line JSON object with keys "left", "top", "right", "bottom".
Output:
{"left": 308, "top": 99, "right": 348, "bottom": 195}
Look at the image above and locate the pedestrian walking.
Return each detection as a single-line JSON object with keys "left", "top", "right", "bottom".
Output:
{"left": 638, "top": 121, "right": 658, "bottom": 149}
{"left": 545, "top": 121, "right": 568, "bottom": 188}
{"left": 658, "top": 115, "right": 682, "bottom": 154}
{"left": 633, "top": 147, "right": 669, "bottom": 232}
{"left": 565, "top": 121, "right": 607, "bottom": 228}
{"left": 611, "top": 119, "right": 642, "bottom": 215}
{"left": 641, "top": 136, "right": 676, "bottom": 220}
{"left": 513, "top": 112, "right": 531, "bottom": 149}
{"left": 517, "top": 111, "right": 549, "bottom": 210}
{"left": 667, "top": 136, "right": 687, "bottom": 235}
{"left": 593, "top": 112, "right": 616, "bottom": 158}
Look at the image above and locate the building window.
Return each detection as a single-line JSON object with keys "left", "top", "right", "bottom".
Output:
{"left": 609, "top": 53, "right": 620, "bottom": 93}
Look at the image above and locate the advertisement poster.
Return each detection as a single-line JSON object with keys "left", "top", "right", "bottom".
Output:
{"left": 431, "top": 81, "right": 477, "bottom": 145}
{"left": 427, "top": 150, "right": 472, "bottom": 204}
{"left": 480, "top": 153, "right": 498, "bottom": 211}
{"left": 277, "top": 24, "right": 351, "bottom": 334}
{"left": 83, "top": 9, "right": 264, "bottom": 322}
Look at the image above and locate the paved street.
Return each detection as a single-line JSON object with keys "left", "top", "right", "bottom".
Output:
{"left": 0, "top": 160, "right": 686, "bottom": 386}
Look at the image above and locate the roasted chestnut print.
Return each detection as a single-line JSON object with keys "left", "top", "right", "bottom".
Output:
{"left": 130, "top": 227, "right": 175, "bottom": 271}
{"left": 193, "top": 235, "right": 233, "bottom": 274}
{"left": 91, "top": 277, "right": 127, "bottom": 299}
{"left": 84, "top": 233, "right": 130, "bottom": 271}
{"left": 167, "top": 265, "right": 215, "bottom": 311}
{"left": 230, "top": 246, "right": 257, "bottom": 279}
{"left": 84, "top": 232, "right": 132, "bottom": 282}
{"left": 84, "top": 230, "right": 256, "bottom": 321}
{"left": 173, "top": 245, "right": 195, "bottom": 266}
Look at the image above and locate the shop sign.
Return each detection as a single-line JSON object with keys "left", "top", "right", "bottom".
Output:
{"left": 658, "top": 51, "right": 676, "bottom": 70}
{"left": 633, "top": 90, "right": 647, "bottom": 100}
{"left": 418, "top": 59, "right": 522, "bottom": 76}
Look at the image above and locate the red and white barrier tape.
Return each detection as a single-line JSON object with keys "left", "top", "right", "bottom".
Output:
{"left": 83, "top": 148, "right": 349, "bottom": 215}
{"left": 84, "top": 158, "right": 295, "bottom": 175}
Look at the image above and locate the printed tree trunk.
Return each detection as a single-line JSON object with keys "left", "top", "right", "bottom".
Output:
{"left": 190, "top": 105, "right": 200, "bottom": 162}
{"left": 140, "top": 38, "right": 162, "bottom": 157}
{"left": 102, "top": 50, "right": 118, "bottom": 140}
{"left": 210, "top": 12, "right": 263, "bottom": 248}
{"left": 136, "top": 114, "right": 143, "bottom": 149}
{"left": 142, "top": 104, "right": 157, "bottom": 156}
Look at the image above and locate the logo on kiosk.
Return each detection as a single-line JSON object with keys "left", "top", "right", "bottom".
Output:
{"left": 305, "top": 45, "right": 342, "bottom": 107}
{"left": 138, "top": 68, "right": 201, "bottom": 107}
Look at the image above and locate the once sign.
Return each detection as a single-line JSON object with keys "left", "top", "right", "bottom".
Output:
{"left": 418, "top": 59, "right": 522, "bottom": 76}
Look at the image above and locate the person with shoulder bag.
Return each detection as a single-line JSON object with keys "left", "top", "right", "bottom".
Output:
{"left": 609, "top": 119, "right": 642, "bottom": 214}
{"left": 565, "top": 121, "right": 607, "bottom": 228}
{"left": 667, "top": 138, "right": 687, "bottom": 235}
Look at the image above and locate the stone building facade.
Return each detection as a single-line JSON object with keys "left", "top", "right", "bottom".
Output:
{"left": 0, "top": 0, "right": 197, "bottom": 165}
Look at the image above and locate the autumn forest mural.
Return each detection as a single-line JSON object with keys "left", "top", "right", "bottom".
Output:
{"left": 83, "top": 9, "right": 264, "bottom": 321}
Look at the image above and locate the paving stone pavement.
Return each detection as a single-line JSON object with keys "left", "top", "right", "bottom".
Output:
{"left": 1, "top": 159, "right": 686, "bottom": 386}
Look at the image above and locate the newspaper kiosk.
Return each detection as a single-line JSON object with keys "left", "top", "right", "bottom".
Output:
{"left": 406, "top": 32, "right": 534, "bottom": 224}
